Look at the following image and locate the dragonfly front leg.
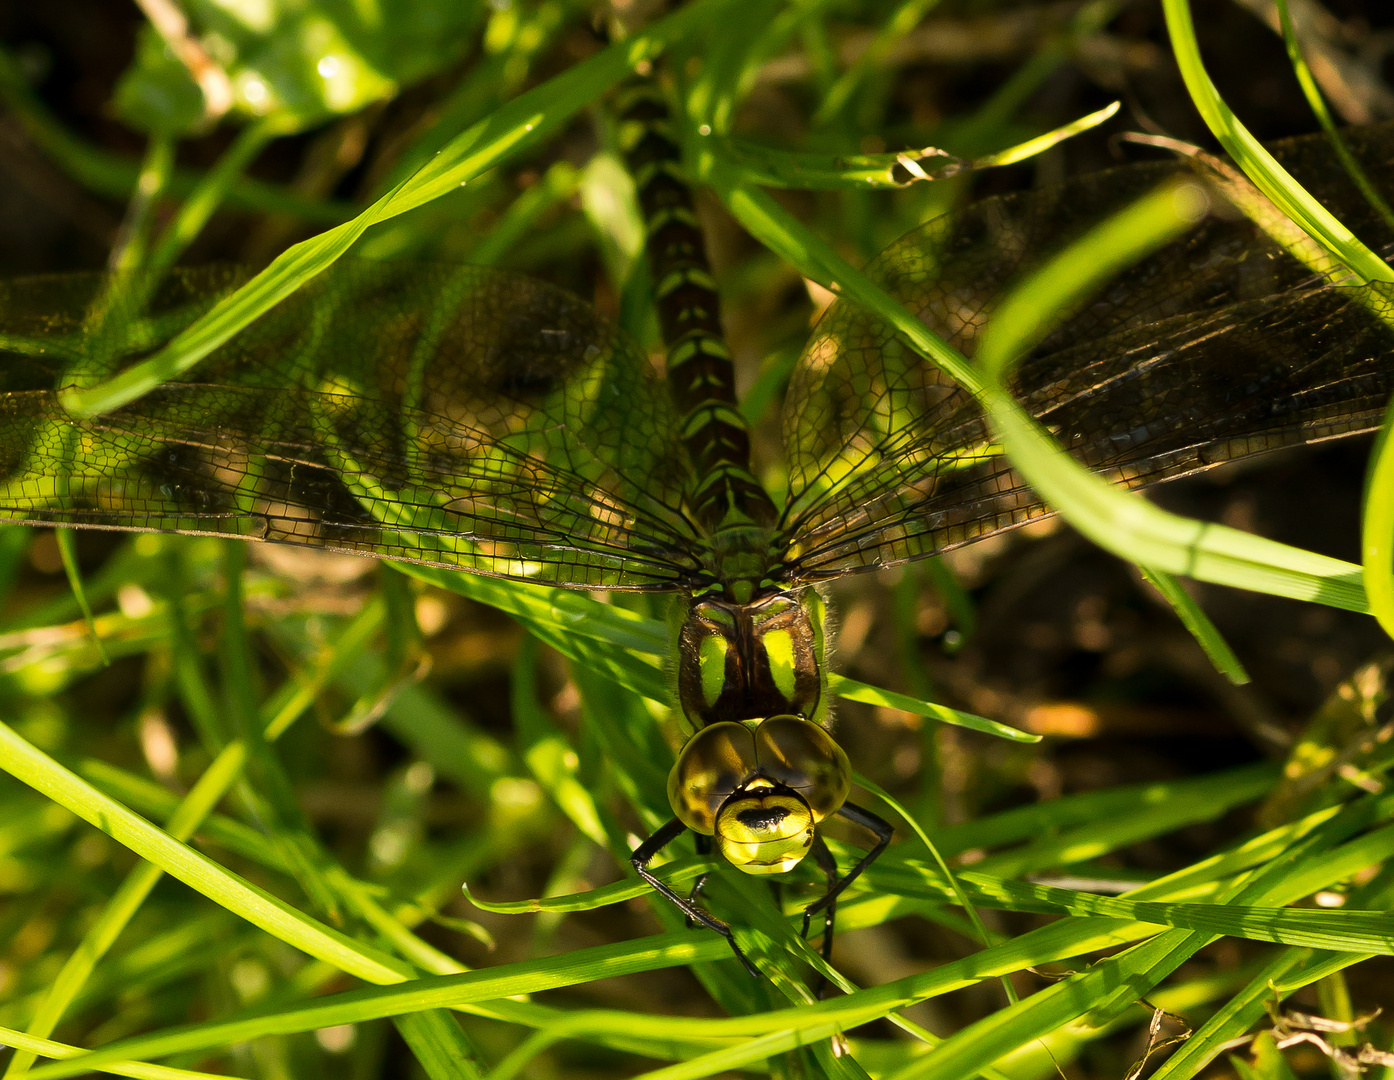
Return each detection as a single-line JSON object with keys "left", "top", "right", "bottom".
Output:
{"left": 800, "top": 802, "right": 894, "bottom": 948}
{"left": 631, "top": 818, "right": 760, "bottom": 977}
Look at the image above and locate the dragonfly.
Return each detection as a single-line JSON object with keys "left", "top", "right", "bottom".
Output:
{"left": 1, "top": 108, "right": 1392, "bottom": 973}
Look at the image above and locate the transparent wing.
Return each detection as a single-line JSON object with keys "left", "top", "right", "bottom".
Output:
{"left": 777, "top": 125, "right": 1394, "bottom": 582}
{"left": 0, "top": 262, "right": 703, "bottom": 589}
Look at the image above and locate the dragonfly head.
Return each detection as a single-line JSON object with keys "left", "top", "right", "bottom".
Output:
{"left": 666, "top": 715, "right": 851, "bottom": 875}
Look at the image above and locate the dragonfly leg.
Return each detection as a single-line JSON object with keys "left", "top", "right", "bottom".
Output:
{"left": 804, "top": 835, "right": 840, "bottom": 960}
{"left": 686, "top": 833, "right": 713, "bottom": 925}
{"left": 631, "top": 818, "right": 760, "bottom": 977}
{"left": 800, "top": 802, "right": 894, "bottom": 944}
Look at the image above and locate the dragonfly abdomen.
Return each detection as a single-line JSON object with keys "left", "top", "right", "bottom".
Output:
{"left": 616, "top": 83, "right": 777, "bottom": 539}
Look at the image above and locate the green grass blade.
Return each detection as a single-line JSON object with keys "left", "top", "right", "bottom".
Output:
{"left": 1274, "top": 0, "right": 1394, "bottom": 232}
{"left": 146, "top": 120, "right": 280, "bottom": 276}
{"left": 1363, "top": 398, "right": 1394, "bottom": 639}
{"left": 512, "top": 637, "right": 608, "bottom": 846}
{"left": 106, "top": 134, "right": 173, "bottom": 276}
{"left": 888, "top": 791, "right": 1394, "bottom": 1079}
{"left": 392, "top": 1011, "right": 487, "bottom": 1080}
{"left": 1150, "top": 867, "right": 1394, "bottom": 1078}
{"left": 54, "top": 528, "right": 109, "bottom": 666}
{"left": 811, "top": 0, "right": 944, "bottom": 125}
{"left": 1138, "top": 567, "right": 1250, "bottom": 684}
{"left": 0, "top": 718, "right": 410, "bottom": 985}
{"left": 1161, "top": 0, "right": 1393, "bottom": 286}
{"left": 2, "top": 744, "right": 254, "bottom": 1077}
{"left": 831, "top": 676, "right": 1034, "bottom": 741}
{"left": 723, "top": 101, "right": 1119, "bottom": 190}
{"left": 855, "top": 775, "right": 1015, "bottom": 1006}
{"left": 19, "top": 936, "right": 731, "bottom": 1080}
{"left": 0, "top": 1027, "right": 237, "bottom": 1080}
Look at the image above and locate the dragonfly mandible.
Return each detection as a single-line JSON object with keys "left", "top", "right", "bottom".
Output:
{"left": 1, "top": 108, "right": 1393, "bottom": 972}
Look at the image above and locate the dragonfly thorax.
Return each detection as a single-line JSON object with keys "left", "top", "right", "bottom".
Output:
{"left": 698, "top": 522, "right": 782, "bottom": 605}
{"left": 674, "top": 591, "right": 827, "bottom": 727}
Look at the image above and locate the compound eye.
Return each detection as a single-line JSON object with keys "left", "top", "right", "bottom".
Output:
{"left": 666, "top": 721, "right": 758, "bottom": 834}
{"left": 713, "top": 786, "right": 815, "bottom": 875}
{"left": 752, "top": 715, "right": 851, "bottom": 823}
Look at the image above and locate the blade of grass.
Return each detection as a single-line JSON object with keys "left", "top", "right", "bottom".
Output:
{"left": 811, "top": 0, "right": 945, "bottom": 125}
{"left": 219, "top": 543, "right": 341, "bottom": 922}
{"left": 881, "top": 805, "right": 1394, "bottom": 1080}
{"left": 18, "top": 935, "right": 734, "bottom": 1080}
{"left": 722, "top": 102, "right": 1119, "bottom": 189}
{"left": 145, "top": 120, "right": 280, "bottom": 276}
{"left": 54, "top": 529, "right": 108, "bottom": 666}
{"left": 1160, "top": 0, "right": 1393, "bottom": 286}
{"left": 0, "top": 716, "right": 409, "bottom": 985}
{"left": 1363, "top": 398, "right": 1394, "bottom": 640}
{"left": 0, "top": 1027, "right": 238, "bottom": 1080}
{"left": 107, "top": 134, "right": 173, "bottom": 276}
{"left": 34, "top": 884, "right": 1273, "bottom": 1080}
{"left": 1149, "top": 867, "right": 1394, "bottom": 1078}
{"left": 832, "top": 676, "right": 1036, "bottom": 741}
{"left": 5, "top": 599, "right": 388, "bottom": 1080}
{"left": 856, "top": 775, "right": 1016, "bottom": 1008}
{"left": 935, "top": 761, "right": 1278, "bottom": 859}
{"left": 1274, "top": 0, "right": 1394, "bottom": 232}
{"left": 393, "top": 1012, "right": 487, "bottom": 1080}
{"left": 1138, "top": 566, "right": 1249, "bottom": 684}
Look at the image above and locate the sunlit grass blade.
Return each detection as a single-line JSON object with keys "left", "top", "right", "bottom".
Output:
{"left": 831, "top": 676, "right": 1033, "bottom": 741}
{"left": 21, "top": 903, "right": 1227, "bottom": 1080}
{"left": 54, "top": 528, "right": 108, "bottom": 666}
{"left": 106, "top": 135, "right": 172, "bottom": 276}
{"left": 0, "top": 718, "right": 410, "bottom": 985}
{"left": 1160, "top": 0, "right": 1392, "bottom": 287}
{"left": 724, "top": 101, "right": 1119, "bottom": 190}
{"left": 968, "top": 100, "right": 1120, "bottom": 168}
{"left": 1149, "top": 865, "right": 1394, "bottom": 1078}
{"left": 1274, "top": 0, "right": 1394, "bottom": 232}
{"left": 393, "top": 1011, "right": 487, "bottom": 1080}
{"left": 918, "top": 785, "right": 1394, "bottom": 1078}
{"left": 1363, "top": 398, "right": 1394, "bottom": 639}
{"left": 974, "top": 179, "right": 1204, "bottom": 378}
{"left": 0, "top": 1027, "right": 236, "bottom": 1080}
{"left": 19, "top": 936, "right": 731, "bottom": 1080}
{"left": 855, "top": 775, "right": 1016, "bottom": 1007}
{"left": 512, "top": 636, "right": 608, "bottom": 845}
{"left": 937, "top": 761, "right": 1279, "bottom": 868}
{"left": 1138, "top": 566, "right": 1250, "bottom": 684}
{"left": 145, "top": 121, "right": 280, "bottom": 276}
{"left": 463, "top": 859, "right": 707, "bottom": 915}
